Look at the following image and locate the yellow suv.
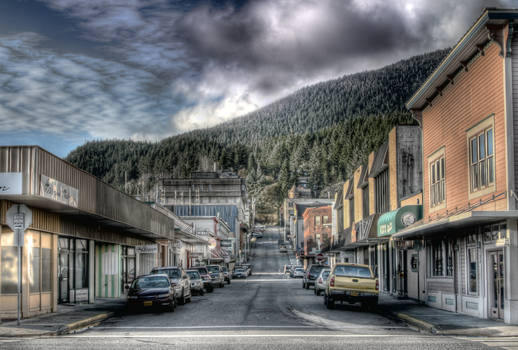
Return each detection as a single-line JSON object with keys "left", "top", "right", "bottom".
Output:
{"left": 324, "top": 263, "right": 379, "bottom": 310}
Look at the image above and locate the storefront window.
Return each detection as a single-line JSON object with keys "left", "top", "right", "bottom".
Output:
{"left": 75, "top": 240, "right": 88, "bottom": 289}
{"left": 467, "top": 247, "right": 478, "bottom": 294}
{"left": 1, "top": 245, "right": 18, "bottom": 294}
{"left": 42, "top": 248, "right": 52, "bottom": 292}
{"left": 483, "top": 222, "right": 507, "bottom": 242}
{"left": 29, "top": 247, "right": 40, "bottom": 293}
{"left": 446, "top": 241, "right": 454, "bottom": 277}
{"left": 431, "top": 241, "right": 443, "bottom": 277}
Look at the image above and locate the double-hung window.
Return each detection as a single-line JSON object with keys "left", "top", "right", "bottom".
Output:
{"left": 430, "top": 156, "right": 445, "bottom": 208}
{"left": 470, "top": 127, "right": 494, "bottom": 192}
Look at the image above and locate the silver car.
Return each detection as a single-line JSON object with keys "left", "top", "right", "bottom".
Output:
{"left": 186, "top": 269, "right": 204, "bottom": 296}
{"left": 151, "top": 266, "right": 192, "bottom": 304}
{"left": 314, "top": 268, "right": 331, "bottom": 296}
{"left": 291, "top": 267, "right": 305, "bottom": 278}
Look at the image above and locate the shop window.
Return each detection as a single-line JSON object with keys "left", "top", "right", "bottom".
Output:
{"left": 315, "top": 216, "right": 321, "bottom": 227}
{"left": 1, "top": 245, "right": 18, "bottom": 294}
{"left": 483, "top": 222, "right": 507, "bottom": 242}
{"left": 41, "top": 248, "right": 52, "bottom": 292}
{"left": 430, "top": 241, "right": 443, "bottom": 277}
{"left": 349, "top": 198, "right": 355, "bottom": 226}
{"left": 430, "top": 156, "right": 445, "bottom": 208}
{"left": 323, "top": 216, "right": 329, "bottom": 225}
{"left": 75, "top": 240, "right": 88, "bottom": 289}
{"left": 467, "top": 247, "right": 478, "bottom": 294}
{"left": 445, "top": 241, "right": 454, "bottom": 277}
{"left": 469, "top": 127, "right": 494, "bottom": 192}
{"left": 29, "top": 247, "right": 40, "bottom": 293}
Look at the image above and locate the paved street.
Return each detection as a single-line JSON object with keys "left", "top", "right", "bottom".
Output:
{"left": 0, "top": 227, "right": 511, "bottom": 349}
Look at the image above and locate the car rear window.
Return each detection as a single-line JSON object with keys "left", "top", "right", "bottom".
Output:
{"left": 153, "top": 268, "right": 181, "bottom": 279}
{"left": 322, "top": 270, "right": 331, "bottom": 279}
{"left": 309, "top": 265, "right": 325, "bottom": 273}
{"left": 132, "top": 276, "right": 169, "bottom": 289}
{"left": 196, "top": 267, "right": 209, "bottom": 274}
{"left": 295, "top": 268, "right": 304, "bottom": 272}
{"left": 334, "top": 265, "right": 372, "bottom": 278}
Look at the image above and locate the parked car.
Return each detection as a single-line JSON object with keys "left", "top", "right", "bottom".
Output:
{"left": 186, "top": 269, "right": 204, "bottom": 296}
{"left": 191, "top": 266, "right": 214, "bottom": 292}
{"left": 283, "top": 264, "right": 293, "bottom": 274}
{"left": 206, "top": 265, "right": 225, "bottom": 288}
{"left": 221, "top": 266, "right": 231, "bottom": 284}
{"left": 279, "top": 244, "right": 287, "bottom": 253}
{"left": 303, "top": 264, "right": 326, "bottom": 289}
{"left": 242, "top": 264, "right": 253, "bottom": 276}
{"left": 291, "top": 267, "right": 305, "bottom": 278}
{"left": 151, "top": 266, "right": 191, "bottom": 304}
{"left": 232, "top": 267, "right": 247, "bottom": 279}
{"left": 127, "top": 274, "right": 176, "bottom": 312}
{"left": 324, "top": 263, "right": 379, "bottom": 310}
{"left": 314, "top": 268, "right": 331, "bottom": 296}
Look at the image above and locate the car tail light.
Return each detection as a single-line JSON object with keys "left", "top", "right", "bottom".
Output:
{"left": 376, "top": 279, "right": 379, "bottom": 291}
{"left": 330, "top": 276, "right": 335, "bottom": 287}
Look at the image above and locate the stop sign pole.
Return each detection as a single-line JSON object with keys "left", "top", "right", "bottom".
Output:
{"left": 6, "top": 204, "right": 32, "bottom": 326}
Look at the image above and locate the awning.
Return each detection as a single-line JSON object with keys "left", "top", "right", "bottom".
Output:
{"left": 378, "top": 205, "right": 422, "bottom": 237}
{"left": 393, "top": 210, "right": 518, "bottom": 240}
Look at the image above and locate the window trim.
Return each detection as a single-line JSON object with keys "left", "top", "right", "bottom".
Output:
{"left": 428, "top": 147, "right": 446, "bottom": 212}
{"left": 466, "top": 242, "right": 479, "bottom": 296}
{"left": 467, "top": 115, "right": 496, "bottom": 200}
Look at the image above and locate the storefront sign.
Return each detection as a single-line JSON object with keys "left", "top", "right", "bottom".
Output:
{"left": 0, "top": 172, "right": 22, "bottom": 195}
{"left": 220, "top": 239, "right": 232, "bottom": 247}
{"left": 378, "top": 205, "right": 422, "bottom": 237}
{"left": 355, "top": 215, "right": 376, "bottom": 242}
{"left": 136, "top": 245, "right": 158, "bottom": 254}
{"left": 40, "top": 175, "right": 79, "bottom": 207}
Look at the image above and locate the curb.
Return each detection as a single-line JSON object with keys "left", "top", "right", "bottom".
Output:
{"left": 57, "top": 312, "right": 114, "bottom": 335}
{"left": 395, "top": 312, "right": 438, "bottom": 334}
{"left": 0, "top": 312, "right": 114, "bottom": 338}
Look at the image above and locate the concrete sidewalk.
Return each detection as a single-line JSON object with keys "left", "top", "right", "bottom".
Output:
{"left": 0, "top": 298, "right": 125, "bottom": 337}
{"left": 378, "top": 294, "right": 518, "bottom": 337}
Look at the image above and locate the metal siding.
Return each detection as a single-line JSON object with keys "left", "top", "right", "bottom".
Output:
{"left": 512, "top": 35, "right": 518, "bottom": 192}
{"left": 170, "top": 205, "right": 238, "bottom": 233}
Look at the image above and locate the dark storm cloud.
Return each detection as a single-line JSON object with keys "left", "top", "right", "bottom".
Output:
{"left": 3, "top": 0, "right": 512, "bottom": 139}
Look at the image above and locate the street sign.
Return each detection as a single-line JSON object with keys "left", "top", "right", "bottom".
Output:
{"left": 5, "top": 204, "right": 32, "bottom": 325}
{"left": 316, "top": 253, "right": 325, "bottom": 262}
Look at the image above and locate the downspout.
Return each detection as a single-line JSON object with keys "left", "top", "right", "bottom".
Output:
{"left": 505, "top": 21, "right": 516, "bottom": 210}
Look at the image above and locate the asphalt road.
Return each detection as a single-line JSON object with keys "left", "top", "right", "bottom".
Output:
{"left": 0, "top": 227, "right": 502, "bottom": 349}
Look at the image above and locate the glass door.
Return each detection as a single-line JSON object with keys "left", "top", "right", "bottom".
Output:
{"left": 489, "top": 250, "right": 505, "bottom": 319}
{"left": 58, "top": 238, "right": 70, "bottom": 304}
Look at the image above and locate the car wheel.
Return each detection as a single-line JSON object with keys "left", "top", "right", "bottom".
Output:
{"left": 227, "top": 279, "right": 231, "bottom": 285}
{"left": 325, "top": 295, "right": 335, "bottom": 309}
{"left": 220, "top": 282, "right": 224, "bottom": 288}
{"left": 305, "top": 283, "right": 309, "bottom": 290}
{"left": 186, "top": 292, "right": 192, "bottom": 303}
{"left": 179, "top": 289, "right": 185, "bottom": 305}
{"left": 200, "top": 289, "right": 205, "bottom": 296}
{"left": 314, "top": 288, "right": 317, "bottom": 295}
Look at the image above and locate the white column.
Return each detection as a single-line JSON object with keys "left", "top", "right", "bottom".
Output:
{"left": 88, "top": 240, "right": 95, "bottom": 303}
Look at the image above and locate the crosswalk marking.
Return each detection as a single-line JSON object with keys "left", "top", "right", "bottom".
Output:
{"left": 455, "top": 336, "right": 518, "bottom": 350}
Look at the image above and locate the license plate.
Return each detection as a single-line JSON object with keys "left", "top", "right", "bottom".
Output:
{"left": 143, "top": 301, "right": 153, "bottom": 307}
{"left": 350, "top": 291, "right": 359, "bottom": 297}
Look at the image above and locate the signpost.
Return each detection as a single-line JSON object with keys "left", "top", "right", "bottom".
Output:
{"left": 6, "top": 204, "right": 32, "bottom": 325}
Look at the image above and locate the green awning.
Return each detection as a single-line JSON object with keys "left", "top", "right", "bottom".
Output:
{"left": 377, "top": 205, "right": 422, "bottom": 237}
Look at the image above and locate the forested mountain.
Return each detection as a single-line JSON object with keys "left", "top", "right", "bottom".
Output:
{"left": 67, "top": 48, "right": 449, "bottom": 211}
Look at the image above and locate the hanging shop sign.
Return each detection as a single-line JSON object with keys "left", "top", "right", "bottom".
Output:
{"left": 0, "top": 172, "right": 22, "bottom": 195}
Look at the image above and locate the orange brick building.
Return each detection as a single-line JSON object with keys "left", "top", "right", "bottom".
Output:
{"left": 400, "top": 8, "right": 518, "bottom": 323}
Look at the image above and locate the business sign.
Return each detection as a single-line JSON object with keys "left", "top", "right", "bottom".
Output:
{"left": 40, "top": 175, "right": 79, "bottom": 207}
{"left": 0, "top": 173, "right": 22, "bottom": 195}
{"left": 136, "top": 245, "right": 158, "bottom": 254}
{"left": 220, "top": 239, "right": 232, "bottom": 248}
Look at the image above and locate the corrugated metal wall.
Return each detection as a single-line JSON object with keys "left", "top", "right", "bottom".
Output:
{"left": 170, "top": 205, "right": 238, "bottom": 233}
{"left": 0, "top": 146, "right": 175, "bottom": 240}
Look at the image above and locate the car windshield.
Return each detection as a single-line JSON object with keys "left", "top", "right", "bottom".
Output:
{"left": 334, "top": 265, "right": 372, "bottom": 278}
{"left": 187, "top": 271, "right": 200, "bottom": 279}
{"left": 207, "top": 266, "right": 220, "bottom": 273}
{"left": 131, "top": 276, "right": 169, "bottom": 289}
{"left": 222, "top": 267, "right": 228, "bottom": 272}
{"left": 195, "top": 267, "right": 209, "bottom": 275}
{"left": 235, "top": 269, "right": 244, "bottom": 272}
{"left": 295, "top": 268, "right": 304, "bottom": 272}
{"left": 154, "top": 268, "right": 181, "bottom": 279}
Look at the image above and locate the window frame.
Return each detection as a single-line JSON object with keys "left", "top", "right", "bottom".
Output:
{"left": 467, "top": 115, "right": 496, "bottom": 199}
{"left": 466, "top": 241, "right": 479, "bottom": 296}
{"left": 428, "top": 147, "right": 446, "bottom": 212}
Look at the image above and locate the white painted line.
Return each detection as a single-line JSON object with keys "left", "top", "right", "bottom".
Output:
{"left": 64, "top": 334, "right": 425, "bottom": 339}
{"left": 232, "top": 279, "right": 299, "bottom": 282}
{"left": 96, "top": 325, "right": 321, "bottom": 329}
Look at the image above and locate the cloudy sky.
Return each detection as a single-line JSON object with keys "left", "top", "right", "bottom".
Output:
{"left": 0, "top": 0, "right": 512, "bottom": 156}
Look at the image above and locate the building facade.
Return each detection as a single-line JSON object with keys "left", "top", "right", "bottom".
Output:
{"left": 0, "top": 146, "right": 178, "bottom": 319}
{"left": 399, "top": 9, "right": 518, "bottom": 323}
{"left": 302, "top": 206, "right": 332, "bottom": 264}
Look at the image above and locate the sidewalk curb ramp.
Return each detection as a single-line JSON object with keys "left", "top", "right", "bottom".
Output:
{"left": 57, "top": 312, "right": 114, "bottom": 335}
{"left": 395, "top": 313, "right": 438, "bottom": 334}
